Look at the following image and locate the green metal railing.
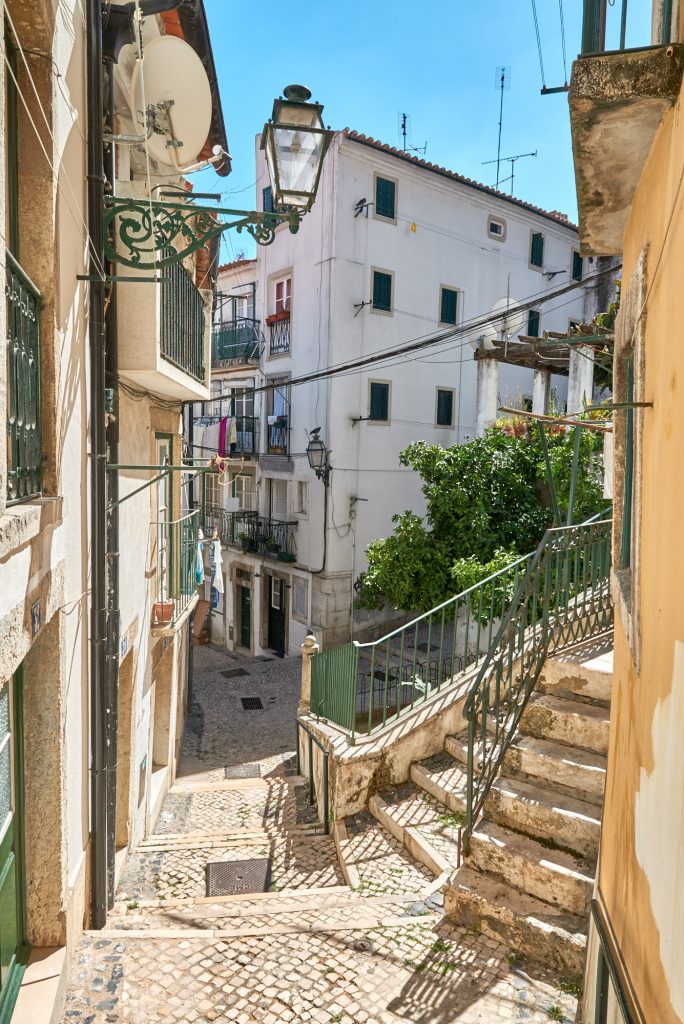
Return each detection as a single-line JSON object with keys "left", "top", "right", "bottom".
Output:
{"left": 311, "top": 551, "right": 535, "bottom": 741}
{"left": 152, "top": 509, "right": 199, "bottom": 627}
{"left": 295, "top": 719, "right": 330, "bottom": 834}
{"left": 6, "top": 251, "right": 41, "bottom": 504}
{"left": 211, "top": 318, "right": 261, "bottom": 365}
{"left": 160, "top": 251, "right": 205, "bottom": 383}
{"left": 202, "top": 505, "right": 297, "bottom": 561}
{"left": 463, "top": 516, "right": 613, "bottom": 851}
{"left": 582, "top": 0, "right": 671, "bottom": 54}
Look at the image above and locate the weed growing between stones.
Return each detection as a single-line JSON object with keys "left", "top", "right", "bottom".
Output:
{"left": 547, "top": 1006, "right": 565, "bottom": 1021}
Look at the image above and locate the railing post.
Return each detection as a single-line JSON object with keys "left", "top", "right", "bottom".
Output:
{"left": 299, "top": 631, "right": 319, "bottom": 716}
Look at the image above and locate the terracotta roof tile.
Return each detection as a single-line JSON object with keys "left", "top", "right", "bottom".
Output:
{"left": 217, "top": 258, "right": 257, "bottom": 274}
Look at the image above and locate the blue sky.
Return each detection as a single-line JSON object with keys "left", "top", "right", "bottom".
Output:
{"left": 201, "top": 0, "right": 650, "bottom": 263}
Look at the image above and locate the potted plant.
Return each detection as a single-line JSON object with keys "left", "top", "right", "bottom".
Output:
{"left": 264, "top": 536, "right": 280, "bottom": 554}
{"left": 277, "top": 551, "right": 296, "bottom": 563}
{"left": 153, "top": 600, "right": 174, "bottom": 625}
{"left": 265, "top": 309, "right": 290, "bottom": 326}
{"left": 238, "top": 531, "right": 255, "bottom": 553}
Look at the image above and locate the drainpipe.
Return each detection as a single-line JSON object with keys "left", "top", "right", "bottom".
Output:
{"left": 86, "top": 0, "right": 108, "bottom": 930}
{"left": 104, "top": 59, "right": 120, "bottom": 908}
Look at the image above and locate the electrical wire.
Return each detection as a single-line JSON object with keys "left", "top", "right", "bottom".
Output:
{"left": 531, "top": 0, "right": 547, "bottom": 90}
{"left": 558, "top": 0, "right": 569, "bottom": 85}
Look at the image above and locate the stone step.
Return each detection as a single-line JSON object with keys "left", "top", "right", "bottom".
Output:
{"left": 113, "top": 884, "right": 351, "bottom": 912}
{"left": 486, "top": 775, "right": 601, "bottom": 859}
{"left": 410, "top": 752, "right": 467, "bottom": 814}
{"left": 369, "top": 783, "right": 462, "bottom": 877}
{"left": 539, "top": 638, "right": 613, "bottom": 705}
{"left": 339, "top": 810, "right": 438, "bottom": 898}
{"left": 520, "top": 694, "right": 610, "bottom": 755}
{"left": 467, "top": 820, "right": 594, "bottom": 917}
{"left": 445, "top": 731, "right": 469, "bottom": 767}
{"left": 445, "top": 865, "right": 587, "bottom": 976}
{"left": 504, "top": 735, "right": 607, "bottom": 806}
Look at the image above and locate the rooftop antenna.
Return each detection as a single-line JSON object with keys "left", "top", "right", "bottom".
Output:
{"left": 493, "top": 66, "right": 511, "bottom": 189}
{"left": 482, "top": 149, "right": 537, "bottom": 197}
{"left": 398, "top": 112, "right": 427, "bottom": 155}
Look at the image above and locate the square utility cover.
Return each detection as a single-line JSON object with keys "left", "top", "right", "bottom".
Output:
{"left": 206, "top": 858, "right": 272, "bottom": 897}
{"left": 225, "top": 764, "right": 261, "bottom": 780}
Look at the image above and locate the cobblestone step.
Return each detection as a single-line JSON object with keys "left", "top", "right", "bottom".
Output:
{"left": 369, "top": 781, "right": 462, "bottom": 877}
{"left": 503, "top": 734, "right": 607, "bottom": 806}
{"left": 485, "top": 775, "right": 601, "bottom": 859}
{"left": 410, "top": 751, "right": 468, "bottom": 813}
{"left": 445, "top": 865, "right": 588, "bottom": 976}
{"left": 467, "top": 820, "right": 594, "bottom": 917}
{"left": 340, "top": 810, "right": 435, "bottom": 897}
{"left": 520, "top": 693, "right": 610, "bottom": 755}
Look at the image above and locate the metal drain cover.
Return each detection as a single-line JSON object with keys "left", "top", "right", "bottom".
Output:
{"left": 241, "top": 696, "right": 263, "bottom": 710}
{"left": 225, "top": 763, "right": 261, "bottom": 779}
{"left": 222, "top": 668, "right": 249, "bottom": 679}
{"left": 206, "top": 858, "right": 271, "bottom": 896}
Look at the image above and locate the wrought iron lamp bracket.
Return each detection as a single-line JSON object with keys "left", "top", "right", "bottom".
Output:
{"left": 103, "top": 196, "right": 301, "bottom": 270}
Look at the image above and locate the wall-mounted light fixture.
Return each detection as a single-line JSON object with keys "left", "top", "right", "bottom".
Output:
{"left": 306, "top": 427, "right": 331, "bottom": 485}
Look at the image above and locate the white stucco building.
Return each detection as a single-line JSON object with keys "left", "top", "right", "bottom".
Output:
{"left": 199, "top": 129, "right": 593, "bottom": 656}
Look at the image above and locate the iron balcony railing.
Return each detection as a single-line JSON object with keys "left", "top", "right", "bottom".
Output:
{"left": 581, "top": 0, "right": 671, "bottom": 54}
{"left": 311, "top": 551, "right": 536, "bottom": 741}
{"left": 152, "top": 509, "right": 200, "bottom": 627}
{"left": 202, "top": 505, "right": 297, "bottom": 562}
{"left": 462, "top": 516, "right": 612, "bottom": 851}
{"left": 267, "top": 418, "right": 289, "bottom": 455}
{"left": 6, "top": 250, "right": 41, "bottom": 504}
{"left": 268, "top": 314, "right": 290, "bottom": 355}
{"left": 229, "top": 415, "right": 258, "bottom": 457}
{"left": 160, "top": 251, "right": 205, "bottom": 383}
{"left": 211, "top": 317, "right": 261, "bottom": 365}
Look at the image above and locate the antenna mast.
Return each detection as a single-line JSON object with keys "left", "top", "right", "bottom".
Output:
{"left": 482, "top": 149, "right": 537, "bottom": 197}
{"left": 494, "top": 66, "right": 511, "bottom": 190}
{"left": 398, "top": 112, "right": 427, "bottom": 156}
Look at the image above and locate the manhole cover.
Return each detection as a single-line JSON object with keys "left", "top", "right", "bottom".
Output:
{"left": 206, "top": 858, "right": 271, "bottom": 896}
{"left": 241, "top": 697, "right": 263, "bottom": 711}
{"left": 222, "top": 668, "right": 249, "bottom": 679}
{"left": 225, "top": 764, "right": 261, "bottom": 779}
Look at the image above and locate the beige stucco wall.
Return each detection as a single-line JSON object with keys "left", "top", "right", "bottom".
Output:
{"left": 598, "top": 72, "right": 684, "bottom": 1023}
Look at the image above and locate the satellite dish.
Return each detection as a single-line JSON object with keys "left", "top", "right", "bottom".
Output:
{"left": 468, "top": 297, "right": 525, "bottom": 350}
{"left": 131, "top": 36, "right": 212, "bottom": 169}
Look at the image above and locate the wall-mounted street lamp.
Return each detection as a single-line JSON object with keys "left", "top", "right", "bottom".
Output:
{"left": 306, "top": 427, "right": 331, "bottom": 485}
{"left": 104, "top": 85, "right": 334, "bottom": 271}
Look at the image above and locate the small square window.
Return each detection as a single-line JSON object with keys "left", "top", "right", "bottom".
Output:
{"left": 440, "top": 287, "right": 459, "bottom": 326}
{"left": 369, "top": 381, "right": 390, "bottom": 422}
{"left": 296, "top": 480, "right": 308, "bottom": 515}
{"left": 372, "top": 269, "right": 393, "bottom": 312}
{"left": 292, "top": 577, "right": 308, "bottom": 621}
{"left": 527, "top": 310, "right": 541, "bottom": 337}
{"left": 436, "top": 388, "right": 454, "bottom": 427}
{"left": 530, "top": 231, "right": 544, "bottom": 268}
{"left": 374, "top": 175, "right": 396, "bottom": 221}
{"left": 488, "top": 216, "right": 506, "bottom": 240}
{"left": 572, "top": 251, "right": 583, "bottom": 282}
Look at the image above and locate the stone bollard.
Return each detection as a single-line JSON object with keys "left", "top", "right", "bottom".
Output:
{"left": 299, "top": 631, "right": 320, "bottom": 716}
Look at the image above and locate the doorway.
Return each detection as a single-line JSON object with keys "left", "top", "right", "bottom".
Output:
{"left": 239, "top": 585, "right": 251, "bottom": 650}
{"left": 267, "top": 576, "right": 286, "bottom": 658}
{"left": 0, "top": 667, "right": 27, "bottom": 1021}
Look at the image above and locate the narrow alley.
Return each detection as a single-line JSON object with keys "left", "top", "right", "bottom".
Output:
{"left": 61, "top": 645, "right": 578, "bottom": 1024}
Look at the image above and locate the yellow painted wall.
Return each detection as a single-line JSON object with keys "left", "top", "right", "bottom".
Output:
{"left": 599, "top": 77, "right": 684, "bottom": 1024}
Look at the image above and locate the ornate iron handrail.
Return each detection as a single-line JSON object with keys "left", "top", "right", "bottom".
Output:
{"left": 6, "top": 250, "right": 41, "bottom": 504}
{"left": 269, "top": 316, "right": 290, "bottom": 355}
{"left": 202, "top": 506, "right": 297, "bottom": 562}
{"left": 463, "top": 517, "right": 613, "bottom": 851}
{"left": 267, "top": 418, "right": 289, "bottom": 455}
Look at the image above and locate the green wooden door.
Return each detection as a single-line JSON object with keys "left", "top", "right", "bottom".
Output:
{"left": 0, "top": 668, "right": 27, "bottom": 1024}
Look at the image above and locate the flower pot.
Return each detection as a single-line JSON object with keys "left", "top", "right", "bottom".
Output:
{"left": 277, "top": 551, "right": 296, "bottom": 563}
{"left": 153, "top": 600, "right": 174, "bottom": 625}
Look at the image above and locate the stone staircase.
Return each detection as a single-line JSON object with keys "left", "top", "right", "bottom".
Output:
{"left": 339, "top": 634, "right": 612, "bottom": 978}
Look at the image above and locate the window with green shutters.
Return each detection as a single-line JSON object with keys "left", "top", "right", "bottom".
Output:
{"left": 440, "top": 287, "right": 458, "bottom": 325}
{"left": 372, "top": 270, "right": 393, "bottom": 312}
{"left": 262, "top": 186, "right": 274, "bottom": 213}
{"left": 527, "top": 309, "right": 541, "bottom": 337}
{"left": 374, "top": 176, "right": 396, "bottom": 221}
{"left": 436, "top": 388, "right": 454, "bottom": 426}
{"left": 530, "top": 231, "right": 544, "bottom": 268}
{"left": 369, "top": 381, "right": 390, "bottom": 422}
{"left": 572, "top": 251, "right": 583, "bottom": 281}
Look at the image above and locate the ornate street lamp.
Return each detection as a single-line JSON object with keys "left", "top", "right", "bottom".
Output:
{"left": 262, "top": 85, "right": 333, "bottom": 213}
{"left": 306, "top": 428, "right": 331, "bottom": 484}
{"left": 104, "top": 85, "right": 333, "bottom": 270}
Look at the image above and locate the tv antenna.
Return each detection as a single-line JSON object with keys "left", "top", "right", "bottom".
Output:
{"left": 398, "top": 113, "right": 427, "bottom": 155}
{"left": 482, "top": 149, "right": 537, "bottom": 197}
{"left": 493, "top": 66, "right": 511, "bottom": 189}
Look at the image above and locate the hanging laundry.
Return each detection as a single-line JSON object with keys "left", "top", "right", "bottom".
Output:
{"left": 218, "top": 416, "right": 229, "bottom": 458}
{"left": 229, "top": 418, "right": 238, "bottom": 444}
{"left": 211, "top": 539, "right": 224, "bottom": 594}
{"left": 195, "top": 527, "right": 204, "bottom": 586}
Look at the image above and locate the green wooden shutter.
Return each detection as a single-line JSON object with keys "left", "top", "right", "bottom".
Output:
{"left": 375, "top": 177, "right": 396, "bottom": 220}
{"left": 572, "top": 251, "right": 583, "bottom": 281}
{"left": 436, "top": 389, "right": 453, "bottom": 426}
{"left": 372, "top": 271, "right": 392, "bottom": 311}
{"left": 262, "top": 186, "right": 274, "bottom": 213}
{"left": 369, "top": 382, "right": 389, "bottom": 421}
{"left": 527, "top": 310, "right": 540, "bottom": 337}
{"left": 440, "top": 288, "right": 458, "bottom": 325}
{"left": 530, "top": 232, "right": 544, "bottom": 267}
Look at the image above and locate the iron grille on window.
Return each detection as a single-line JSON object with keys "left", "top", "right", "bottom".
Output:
{"left": 160, "top": 248, "right": 206, "bottom": 383}
{"left": 6, "top": 250, "right": 41, "bottom": 504}
{"left": 269, "top": 316, "right": 290, "bottom": 355}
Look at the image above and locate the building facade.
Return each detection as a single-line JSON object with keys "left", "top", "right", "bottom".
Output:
{"left": 200, "top": 130, "right": 592, "bottom": 656}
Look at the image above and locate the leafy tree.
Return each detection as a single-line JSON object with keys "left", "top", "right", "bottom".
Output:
{"left": 355, "top": 424, "right": 606, "bottom": 613}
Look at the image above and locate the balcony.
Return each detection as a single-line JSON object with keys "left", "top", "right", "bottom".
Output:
{"left": 6, "top": 251, "right": 41, "bottom": 504}
{"left": 230, "top": 416, "right": 259, "bottom": 457}
{"left": 151, "top": 510, "right": 200, "bottom": 630}
{"left": 202, "top": 505, "right": 297, "bottom": 562}
{"left": 211, "top": 317, "right": 261, "bottom": 367}
{"left": 266, "top": 417, "right": 289, "bottom": 456}
{"left": 570, "top": 0, "right": 684, "bottom": 254}
{"left": 267, "top": 311, "right": 290, "bottom": 356}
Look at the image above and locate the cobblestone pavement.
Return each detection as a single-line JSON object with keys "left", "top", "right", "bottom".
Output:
{"left": 62, "top": 644, "right": 579, "bottom": 1023}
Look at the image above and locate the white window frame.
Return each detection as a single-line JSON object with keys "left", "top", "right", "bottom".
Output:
{"left": 438, "top": 285, "right": 461, "bottom": 328}
{"left": 292, "top": 576, "right": 309, "bottom": 624}
{"left": 373, "top": 172, "right": 398, "bottom": 225}
{"left": 295, "top": 480, "right": 308, "bottom": 518}
{"left": 435, "top": 387, "right": 455, "bottom": 428}
{"left": 368, "top": 378, "right": 392, "bottom": 425}
{"left": 370, "top": 266, "right": 394, "bottom": 317}
{"left": 529, "top": 228, "right": 545, "bottom": 272}
{"left": 274, "top": 275, "right": 292, "bottom": 315}
{"left": 487, "top": 215, "right": 507, "bottom": 242}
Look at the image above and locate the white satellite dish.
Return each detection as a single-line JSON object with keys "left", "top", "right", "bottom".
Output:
{"left": 469, "top": 296, "right": 525, "bottom": 350}
{"left": 131, "top": 35, "right": 212, "bottom": 170}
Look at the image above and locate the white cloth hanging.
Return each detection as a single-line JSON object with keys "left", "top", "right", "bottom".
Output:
{"left": 211, "top": 539, "right": 224, "bottom": 594}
